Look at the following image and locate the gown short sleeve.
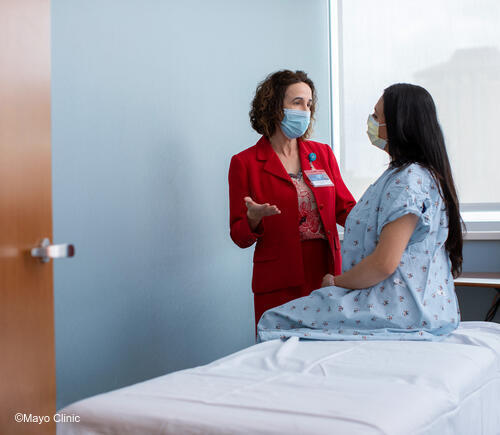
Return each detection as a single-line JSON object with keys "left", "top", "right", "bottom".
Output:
{"left": 376, "top": 165, "right": 433, "bottom": 245}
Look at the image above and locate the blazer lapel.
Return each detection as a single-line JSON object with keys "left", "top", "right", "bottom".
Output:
{"left": 299, "top": 140, "right": 314, "bottom": 174}
{"left": 256, "top": 136, "right": 292, "bottom": 184}
{"left": 299, "top": 140, "right": 330, "bottom": 203}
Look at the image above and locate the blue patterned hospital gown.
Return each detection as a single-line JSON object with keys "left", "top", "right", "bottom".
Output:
{"left": 258, "top": 163, "right": 460, "bottom": 342}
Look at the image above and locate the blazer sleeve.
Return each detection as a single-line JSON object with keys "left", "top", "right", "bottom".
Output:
{"left": 228, "top": 154, "right": 264, "bottom": 248}
{"left": 326, "top": 146, "right": 356, "bottom": 227}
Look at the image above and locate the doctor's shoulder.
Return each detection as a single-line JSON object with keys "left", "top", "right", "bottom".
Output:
{"left": 232, "top": 142, "right": 259, "bottom": 159}
{"left": 302, "top": 140, "right": 335, "bottom": 161}
{"left": 229, "top": 143, "right": 259, "bottom": 168}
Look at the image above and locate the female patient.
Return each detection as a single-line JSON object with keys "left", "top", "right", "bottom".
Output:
{"left": 258, "top": 83, "right": 463, "bottom": 342}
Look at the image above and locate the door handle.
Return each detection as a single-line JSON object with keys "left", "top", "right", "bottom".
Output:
{"left": 31, "top": 238, "right": 75, "bottom": 263}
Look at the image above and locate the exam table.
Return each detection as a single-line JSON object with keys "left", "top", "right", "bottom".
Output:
{"left": 57, "top": 321, "right": 500, "bottom": 435}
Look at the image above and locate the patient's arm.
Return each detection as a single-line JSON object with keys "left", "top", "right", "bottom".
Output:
{"left": 332, "top": 213, "right": 419, "bottom": 290}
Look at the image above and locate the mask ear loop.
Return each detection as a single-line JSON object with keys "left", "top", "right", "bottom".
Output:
{"left": 376, "top": 120, "right": 386, "bottom": 137}
{"left": 378, "top": 123, "right": 386, "bottom": 146}
{"left": 371, "top": 113, "right": 386, "bottom": 127}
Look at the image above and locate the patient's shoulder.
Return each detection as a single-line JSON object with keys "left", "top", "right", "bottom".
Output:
{"left": 389, "top": 163, "right": 435, "bottom": 190}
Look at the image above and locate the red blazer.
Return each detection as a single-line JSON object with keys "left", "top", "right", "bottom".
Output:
{"left": 228, "top": 136, "right": 356, "bottom": 294}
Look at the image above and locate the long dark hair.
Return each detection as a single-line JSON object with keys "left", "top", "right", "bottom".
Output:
{"left": 383, "top": 83, "right": 463, "bottom": 278}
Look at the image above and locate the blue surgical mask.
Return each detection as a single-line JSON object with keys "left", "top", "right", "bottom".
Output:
{"left": 281, "top": 108, "right": 311, "bottom": 139}
{"left": 367, "top": 114, "right": 387, "bottom": 150}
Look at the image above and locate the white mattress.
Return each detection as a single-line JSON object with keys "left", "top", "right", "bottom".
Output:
{"left": 57, "top": 321, "right": 500, "bottom": 435}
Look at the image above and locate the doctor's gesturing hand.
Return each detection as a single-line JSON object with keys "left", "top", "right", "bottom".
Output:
{"left": 228, "top": 69, "right": 356, "bottom": 330}
{"left": 244, "top": 196, "right": 281, "bottom": 231}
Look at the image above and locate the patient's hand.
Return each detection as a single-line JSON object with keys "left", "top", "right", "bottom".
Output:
{"left": 321, "top": 273, "right": 335, "bottom": 288}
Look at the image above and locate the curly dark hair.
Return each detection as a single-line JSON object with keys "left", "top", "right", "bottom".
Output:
{"left": 249, "top": 70, "right": 317, "bottom": 139}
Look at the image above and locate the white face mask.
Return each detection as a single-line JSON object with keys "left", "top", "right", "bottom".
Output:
{"left": 367, "top": 114, "right": 387, "bottom": 150}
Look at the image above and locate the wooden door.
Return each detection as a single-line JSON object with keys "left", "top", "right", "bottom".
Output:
{"left": 0, "top": 1, "right": 55, "bottom": 434}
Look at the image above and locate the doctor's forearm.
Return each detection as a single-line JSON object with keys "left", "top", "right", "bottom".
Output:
{"left": 334, "top": 254, "right": 392, "bottom": 290}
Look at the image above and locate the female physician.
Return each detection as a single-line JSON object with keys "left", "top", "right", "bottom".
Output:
{"left": 228, "top": 70, "right": 356, "bottom": 327}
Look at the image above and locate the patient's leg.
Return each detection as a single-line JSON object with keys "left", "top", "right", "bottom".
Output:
{"left": 258, "top": 285, "right": 352, "bottom": 333}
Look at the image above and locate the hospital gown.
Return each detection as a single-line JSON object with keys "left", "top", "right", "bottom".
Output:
{"left": 257, "top": 163, "right": 461, "bottom": 342}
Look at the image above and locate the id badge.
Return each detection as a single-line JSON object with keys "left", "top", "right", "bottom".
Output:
{"left": 304, "top": 169, "right": 334, "bottom": 187}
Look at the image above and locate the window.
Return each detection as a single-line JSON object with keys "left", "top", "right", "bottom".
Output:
{"left": 330, "top": 0, "right": 500, "bottom": 238}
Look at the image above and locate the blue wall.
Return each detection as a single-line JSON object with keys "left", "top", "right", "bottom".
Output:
{"left": 52, "top": 0, "right": 332, "bottom": 410}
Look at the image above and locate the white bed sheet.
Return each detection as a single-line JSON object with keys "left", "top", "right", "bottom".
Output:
{"left": 57, "top": 321, "right": 500, "bottom": 435}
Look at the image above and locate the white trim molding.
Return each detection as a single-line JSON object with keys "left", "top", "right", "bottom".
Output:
{"left": 461, "top": 204, "right": 500, "bottom": 240}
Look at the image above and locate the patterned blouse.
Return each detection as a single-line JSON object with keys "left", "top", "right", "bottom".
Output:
{"left": 289, "top": 171, "right": 326, "bottom": 241}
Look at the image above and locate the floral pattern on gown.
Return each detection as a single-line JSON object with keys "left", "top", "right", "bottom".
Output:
{"left": 257, "top": 163, "right": 460, "bottom": 342}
